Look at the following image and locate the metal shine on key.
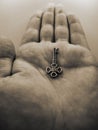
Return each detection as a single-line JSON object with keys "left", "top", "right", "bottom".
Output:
{"left": 46, "top": 48, "right": 63, "bottom": 78}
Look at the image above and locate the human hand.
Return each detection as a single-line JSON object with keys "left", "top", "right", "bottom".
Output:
{"left": 0, "top": 4, "right": 98, "bottom": 130}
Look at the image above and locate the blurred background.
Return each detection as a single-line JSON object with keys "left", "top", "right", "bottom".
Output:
{"left": 0, "top": 0, "right": 98, "bottom": 61}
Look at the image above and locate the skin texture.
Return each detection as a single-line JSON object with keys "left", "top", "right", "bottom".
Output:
{"left": 0, "top": 4, "right": 98, "bottom": 130}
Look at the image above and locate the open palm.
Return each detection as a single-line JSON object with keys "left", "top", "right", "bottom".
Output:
{"left": 0, "top": 5, "right": 98, "bottom": 130}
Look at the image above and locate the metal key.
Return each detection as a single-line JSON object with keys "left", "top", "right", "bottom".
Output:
{"left": 46, "top": 48, "right": 63, "bottom": 78}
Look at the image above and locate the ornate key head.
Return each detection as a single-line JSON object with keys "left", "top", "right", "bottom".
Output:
{"left": 50, "top": 71, "right": 58, "bottom": 78}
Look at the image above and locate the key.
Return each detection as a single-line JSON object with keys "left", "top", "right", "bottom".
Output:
{"left": 46, "top": 48, "right": 63, "bottom": 78}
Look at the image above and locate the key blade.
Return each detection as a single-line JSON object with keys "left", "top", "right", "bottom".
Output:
{"left": 53, "top": 48, "right": 59, "bottom": 61}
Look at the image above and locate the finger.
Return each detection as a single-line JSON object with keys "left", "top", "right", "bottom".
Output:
{"left": 21, "top": 11, "right": 42, "bottom": 44}
{"left": 40, "top": 3, "right": 54, "bottom": 42}
{"left": 0, "top": 36, "right": 15, "bottom": 77}
{"left": 67, "top": 15, "right": 89, "bottom": 48}
{"left": 55, "top": 4, "right": 69, "bottom": 42}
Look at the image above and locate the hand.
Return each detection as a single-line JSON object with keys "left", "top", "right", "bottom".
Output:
{"left": 0, "top": 4, "right": 98, "bottom": 130}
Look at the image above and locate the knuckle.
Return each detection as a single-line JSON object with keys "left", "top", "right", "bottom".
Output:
{"left": 70, "top": 23, "right": 84, "bottom": 34}
{"left": 71, "top": 33, "right": 85, "bottom": 44}
{"left": 55, "top": 26, "right": 68, "bottom": 39}
{"left": 28, "top": 17, "right": 41, "bottom": 29}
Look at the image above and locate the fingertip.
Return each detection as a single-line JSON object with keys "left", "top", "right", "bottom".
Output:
{"left": 55, "top": 4, "right": 69, "bottom": 42}
{"left": 47, "top": 2, "right": 55, "bottom": 10}
{"left": 55, "top": 3, "right": 64, "bottom": 13}
{"left": 67, "top": 14, "right": 80, "bottom": 24}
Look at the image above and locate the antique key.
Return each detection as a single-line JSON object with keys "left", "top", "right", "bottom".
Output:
{"left": 46, "top": 48, "right": 63, "bottom": 78}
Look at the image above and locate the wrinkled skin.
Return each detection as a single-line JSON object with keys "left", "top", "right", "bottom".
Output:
{"left": 0, "top": 5, "right": 98, "bottom": 130}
